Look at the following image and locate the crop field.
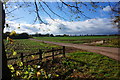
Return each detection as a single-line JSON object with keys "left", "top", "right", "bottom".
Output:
{"left": 4, "top": 39, "right": 120, "bottom": 79}
{"left": 4, "top": 39, "right": 61, "bottom": 65}
{"left": 4, "top": 39, "right": 60, "bottom": 53}
{"left": 34, "top": 36, "right": 119, "bottom": 48}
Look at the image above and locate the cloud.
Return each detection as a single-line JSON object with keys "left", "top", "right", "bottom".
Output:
{"left": 13, "top": 6, "right": 18, "bottom": 8}
{"left": 4, "top": 18, "right": 118, "bottom": 35}
{"left": 103, "top": 6, "right": 111, "bottom": 12}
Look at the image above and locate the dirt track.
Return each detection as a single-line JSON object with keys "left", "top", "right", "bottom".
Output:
{"left": 30, "top": 38, "right": 120, "bottom": 61}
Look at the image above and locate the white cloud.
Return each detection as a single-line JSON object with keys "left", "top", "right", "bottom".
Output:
{"left": 4, "top": 18, "right": 118, "bottom": 35}
{"left": 13, "top": 6, "right": 18, "bottom": 8}
{"left": 103, "top": 6, "right": 111, "bottom": 12}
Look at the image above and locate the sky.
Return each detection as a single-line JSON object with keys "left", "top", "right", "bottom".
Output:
{"left": 4, "top": 1, "right": 119, "bottom": 35}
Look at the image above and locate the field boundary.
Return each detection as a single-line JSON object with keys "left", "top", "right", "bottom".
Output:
{"left": 7, "top": 46, "right": 66, "bottom": 67}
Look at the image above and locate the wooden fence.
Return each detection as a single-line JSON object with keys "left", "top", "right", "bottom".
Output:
{"left": 7, "top": 46, "right": 65, "bottom": 66}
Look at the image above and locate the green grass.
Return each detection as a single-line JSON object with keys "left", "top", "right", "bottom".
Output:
{"left": 4, "top": 38, "right": 120, "bottom": 79}
{"left": 62, "top": 51, "right": 120, "bottom": 79}
{"left": 89, "top": 38, "right": 120, "bottom": 48}
{"left": 4, "top": 39, "right": 61, "bottom": 59}
{"left": 33, "top": 36, "right": 117, "bottom": 42}
{"left": 38, "top": 51, "right": 120, "bottom": 79}
{"left": 5, "top": 39, "right": 60, "bottom": 51}
{"left": 4, "top": 39, "right": 62, "bottom": 66}
{"left": 33, "top": 36, "right": 119, "bottom": 47}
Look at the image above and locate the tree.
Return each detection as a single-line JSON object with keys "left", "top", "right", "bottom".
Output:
{"left": 1, "top": 2, "right": 12, "bottom": 79}
{"left": 3, "top": 32, "right": 10, "bottom": 39}
{"left": 50, "top": 34, "right": 54, "bottom": 37}
{"left": 19, "top": 33, "right": 29, "bottom": 39}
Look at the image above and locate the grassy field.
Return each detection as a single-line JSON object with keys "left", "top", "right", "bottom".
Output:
{"left": 4, "top": 39, "right": 120, "bottom": 79}
{"left": 33, "top": 36, "right": 119, "bottom": 48}
{"left": 43, "top": 52, "right": 120, "bottom": 79}
{"left": 4, "top": 39, "right": 61, "bottom": 65}
{"left": 4, "top": 39, "right": 60, "bottom": 53}
{"left": 33, "top": 36, "right": 118, "bottom": 41}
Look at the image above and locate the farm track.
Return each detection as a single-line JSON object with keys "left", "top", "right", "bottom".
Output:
{"left": 30, "top": 38, "right": 120, "bottom": 61}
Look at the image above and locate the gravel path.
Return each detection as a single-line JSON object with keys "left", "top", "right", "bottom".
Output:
{"left": 30, "top": 38, "right": 120, "bottom": 61}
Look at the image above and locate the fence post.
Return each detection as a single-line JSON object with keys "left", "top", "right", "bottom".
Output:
{"left": 21, "top": 53, "right": 24, "bottom": 68}
{"left": 63, "top": 46, "right": 65, "bottom": 57}
{"left": 52, "top": 48, "right": 54, "bottom": 60}
{"left": 39, "top": 49, "right": 42, "bottom": 61}
{"left": 103, "top": 40, "right": 105, "bottom": 44}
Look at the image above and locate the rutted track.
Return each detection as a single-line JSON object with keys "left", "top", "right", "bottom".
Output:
{"left": 30, "top": 38, "right": 120, "bottom": 61}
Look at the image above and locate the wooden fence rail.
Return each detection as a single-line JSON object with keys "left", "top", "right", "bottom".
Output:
{"left": 7, "top": 46, "right": 65, "bottom": 66}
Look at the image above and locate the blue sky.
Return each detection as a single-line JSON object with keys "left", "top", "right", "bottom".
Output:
{"left": 4, "top": 2, "right": 119, "bottom": 35}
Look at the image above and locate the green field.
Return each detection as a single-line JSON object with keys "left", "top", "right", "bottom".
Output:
{"left": 4, "top": 39, "right": 61, "bottom": 65}
{"left": 4, "top": 39, "right": 60, "bottom": 53}
{"left": 33, "top": 36, "right": 119, "bottom": 47}
{"left": 45, "top": 52, "right": 120, "bottom": 79}
{"left": 4, "top": 39, "right": 120, "bottom": 79}
{"left": 34, "top": 36, "right": 118, "bottom": 41}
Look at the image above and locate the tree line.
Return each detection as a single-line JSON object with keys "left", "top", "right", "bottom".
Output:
{"left": 4, "top": 32, "right": 119, "bottom": 39}
{"left": 3, "top": 32, "right": 32, "bottom": 39}
{"left": 31, "top": 33, "right": 119, "bottom": 37}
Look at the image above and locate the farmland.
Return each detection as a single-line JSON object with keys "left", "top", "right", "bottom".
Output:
{"left": 4, "top": 39, "right": 61, "bottom": 64}
{"left": 33, "top": 36, "right": 119, "bottom": 48}
{"left": 4, "top": 39, "right": 60, "bottom": 53}
{"left": 4, "top": 38, "right": 120, "bottom": 79}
